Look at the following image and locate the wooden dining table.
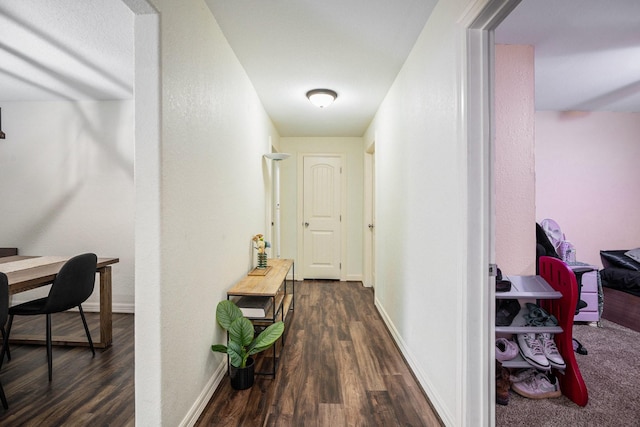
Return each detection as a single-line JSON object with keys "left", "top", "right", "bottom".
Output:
{"left": 0, "top": 255, "right": 119, "bottom": 349}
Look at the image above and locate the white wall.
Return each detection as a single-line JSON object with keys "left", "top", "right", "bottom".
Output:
{"left": 495, "top": 44, "right": 536, "bottom": 275}
{"left": 363, "top": 0, "right": 485, "bottom": 424}
{"left": 136, "top": 1, "right": 280, "bottom": 425}
{"left": 0, "top": 100, "right": 135, "bottom": 311}
{"left": 536, "top": 111, "right": 640, "bottom": 268}
{"left": 279, "top": 137, "right": 364, "bottom": 281}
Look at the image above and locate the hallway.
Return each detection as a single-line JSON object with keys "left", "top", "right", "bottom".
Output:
{"left": 196, "top": 280, "right": 442, "bottom": 426}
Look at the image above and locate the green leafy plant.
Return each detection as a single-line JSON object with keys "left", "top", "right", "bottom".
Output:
{"left": 211, "top": 299, "right": 284, "bottom": 368}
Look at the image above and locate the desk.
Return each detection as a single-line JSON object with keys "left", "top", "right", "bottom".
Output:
{"left": 0, "top": 255, "right": 119, "bottom": 349}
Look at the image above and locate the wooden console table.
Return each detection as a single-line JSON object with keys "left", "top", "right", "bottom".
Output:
{"left": 227, "top": 258, "right": 294, "bottom": 377}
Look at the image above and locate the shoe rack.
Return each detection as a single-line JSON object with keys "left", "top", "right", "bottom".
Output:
{"left": 495, "top": 275, "right": 562, "bottom": 369}
{"left": 496, "top": 256, "right": 588, "bottom": 407}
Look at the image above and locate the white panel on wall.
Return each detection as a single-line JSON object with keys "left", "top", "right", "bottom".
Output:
{"left": 495, "top": 44, "right": 536, "bottom": 275}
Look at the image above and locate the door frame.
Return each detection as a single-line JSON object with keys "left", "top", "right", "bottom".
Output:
{"left": 364, "top": 140, "right": 375, "bottom": 288}
{"left": 462, "top": 0, "right": 521, "bottom": 423}
{"left": 296, "top": 153, "right": 347, "bottom": 281}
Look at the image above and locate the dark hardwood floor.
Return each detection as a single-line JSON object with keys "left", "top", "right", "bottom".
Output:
{"left": 196, "top": 280, "right": 443, "bottom": 427}
{"left": 0, "top": 312, "right": 134, "bottom": 426}
{"left": 0, "top": 281, "right": 442, "bottom": 426}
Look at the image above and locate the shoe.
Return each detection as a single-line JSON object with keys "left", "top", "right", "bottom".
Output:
{"left": 495, "top": 338, "right": 518, "bottom": 362}
{"left": 496, "top": 279, "right": 511, "bottom": 292}
{"left": 573, "top": 338, "right": 588, "bottom": 355}
{"left": 496, "top": 269, "right": 511, "bottom": 292}
{"left": 511, "top": 370, "right": 561, "bottom": 399}
{"left": 496, "top": 299, "right": 521, "bottom": 326}
{"left": 496, "top": 360, "right": 510, "bottom": 405}
{"left": 538, "top": 333, "right": 566, "bottom": 369}
{"left": 517, "top": 333, "right": 550, "bottom": 370}
{"left": 524, "top": 303, "right": 558, "bottom": 327}
{"left": 509, "top": 368, "right": 538, "bottom": 384}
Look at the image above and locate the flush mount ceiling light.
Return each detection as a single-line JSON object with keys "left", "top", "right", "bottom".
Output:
{"left": 306, "top": 89, "right": 337, "bottom": 108}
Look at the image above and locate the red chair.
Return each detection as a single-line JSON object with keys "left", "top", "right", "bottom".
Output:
{"left": 538, "top": 256, "right": 589, "bottom": 407}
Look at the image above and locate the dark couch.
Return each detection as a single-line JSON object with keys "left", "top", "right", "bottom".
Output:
{"left": 600, "top": 250, "right": 640, "bottom": 297}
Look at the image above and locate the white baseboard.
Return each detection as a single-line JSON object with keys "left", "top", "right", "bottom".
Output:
{"left": 180, "top": 359, "right": 227, "bottom": 427}
{"left": 9, "top": 298, "right": 135, "bottom": 314}
{"left": 292, "top": 274, "right": 364, "bottom": 282}
{"left": 84, "top": 302, "right": 135, "bottom": 314}
{"left": 374, "top": 296, "right": 453, "bottom": 426}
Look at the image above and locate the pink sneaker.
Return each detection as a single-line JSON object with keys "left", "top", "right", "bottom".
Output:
{"left": 495, "top": 338, "right": 518, "bottom": 362}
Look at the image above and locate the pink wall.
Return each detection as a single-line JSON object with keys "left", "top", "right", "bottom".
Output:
{"left": 535, "top": 111, "right": 640, "bottom": 268}
{"left": 495, "top": 44, "right": 536, "bottom": 274}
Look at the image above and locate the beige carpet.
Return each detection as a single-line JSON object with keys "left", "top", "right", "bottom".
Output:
{"left": 496, "top": 319, "right": 640, "bottom": 426}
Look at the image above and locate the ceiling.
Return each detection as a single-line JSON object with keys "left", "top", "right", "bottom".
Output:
{"left": 204, "top": 0, "right": 438, "bottom": 136}
{"left": 0, "top": 1, "right": 134, "bottom": 102}
{"left": 1, "top": 0, "right": 638, "bottom": 138}
{"left": 495, "top": 0, "right": 640, "bottom": 113}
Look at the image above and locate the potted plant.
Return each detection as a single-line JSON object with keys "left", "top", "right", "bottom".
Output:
{"left": 211, "top": 299, "right": 284, "bottom": 390}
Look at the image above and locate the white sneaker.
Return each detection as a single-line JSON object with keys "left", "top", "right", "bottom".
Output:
{"left": 517, "top": 333, "right": 550, "bottom": 370}
{"left": 511, "top": 370, "right": 561, "bottom": 399}
{"left": 538, "top": 333, "right": 566, "bottom": 370}
{"left": 509, "top": 368, "right": 538, "bottom": 383}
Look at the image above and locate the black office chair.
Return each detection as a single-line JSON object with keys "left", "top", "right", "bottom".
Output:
{"left": 0, "top": 273, "right": 10, "bottom": 409}
{"left": 5, "top": 253, "right": 98, "bottom": 382}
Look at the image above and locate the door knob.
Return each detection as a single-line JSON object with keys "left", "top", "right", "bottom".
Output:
{"left": 368, "top": 224, "right": 374, "bottom": 229}
{"left": 304, "top": 222, "right": 309, "bottom": 227}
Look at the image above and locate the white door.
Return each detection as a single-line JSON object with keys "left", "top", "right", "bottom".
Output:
{"left": 303, "top": 156, "right": 342, "bottom": 279}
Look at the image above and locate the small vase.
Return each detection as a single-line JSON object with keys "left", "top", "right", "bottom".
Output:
{"left": 257, "top": 252, "right": 267, "bottom": 269}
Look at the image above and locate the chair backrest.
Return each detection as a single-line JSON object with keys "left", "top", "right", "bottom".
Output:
{"left": 44, "top": 253, "right": 98, "bottom": 313}
{"left": 536, "top": 223, "right": 560, "bottom": 259}
{"left": 0, "top": 273, "right": 8, "bottom": 327}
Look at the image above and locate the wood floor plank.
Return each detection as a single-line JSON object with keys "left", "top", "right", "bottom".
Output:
{"left": 318, "top": 403, "right": 346, "bottom": 426}
{"left": 367, "top": 390, "right": 401, "bottom": 426}
{"left": 316, "top": 327, "right": 342, "bottom": 404}
{"left": 337, "top": 340, "right": 374, "bottom": 426}
{"left": 384, "top": 374, "right": 443, "bottom": 426}
{"left": 349, "top": 321, "right": 386, "bottom": 391}
{"left": 196, "top": 281, "right": 443, "bottom": 426}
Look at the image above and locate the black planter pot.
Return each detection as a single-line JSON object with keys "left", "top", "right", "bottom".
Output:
{"left": 229, "top": 357, "right": 255, "bottom": 390}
